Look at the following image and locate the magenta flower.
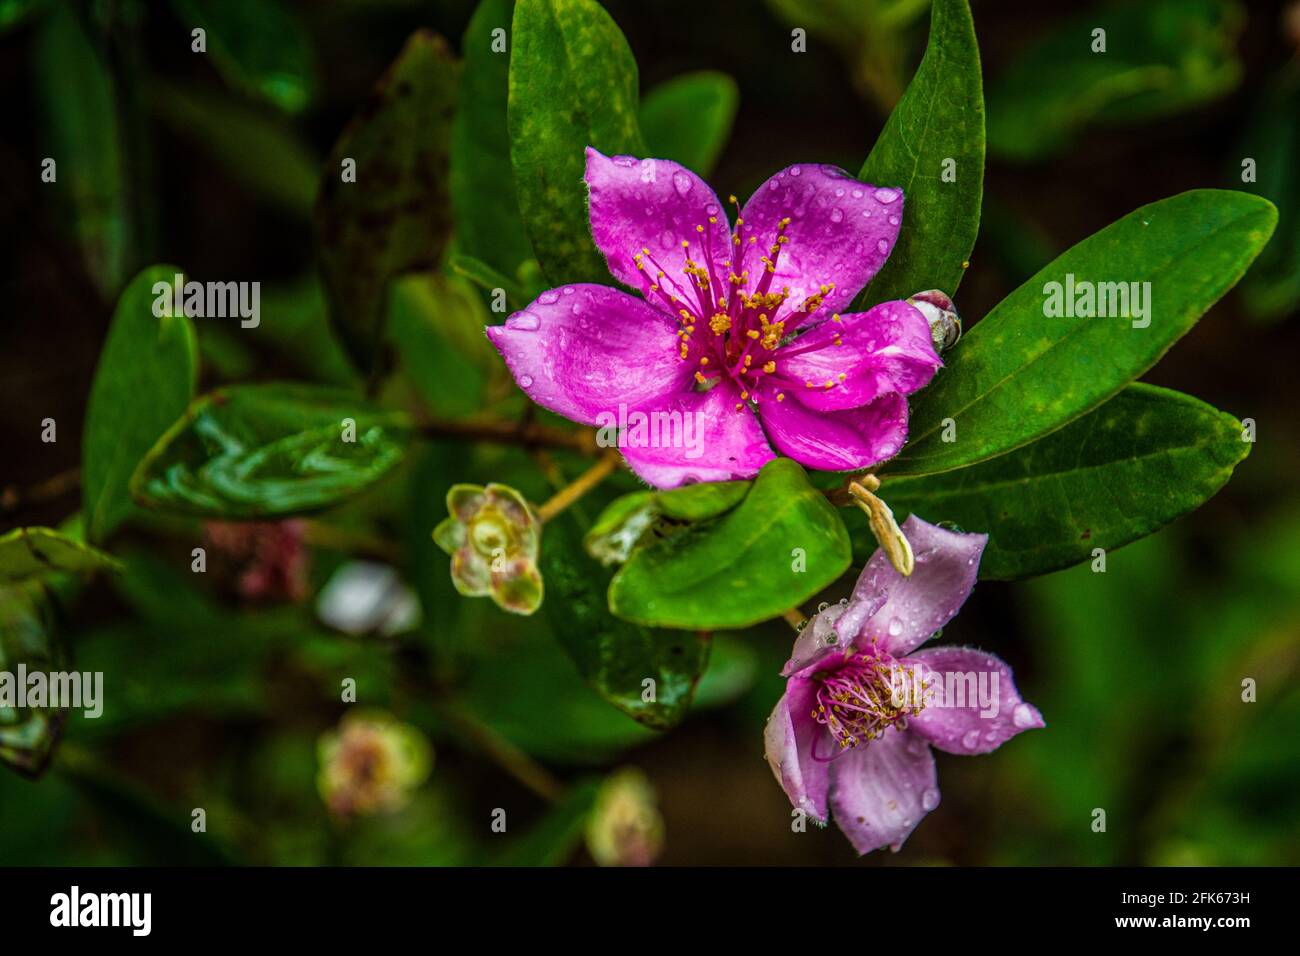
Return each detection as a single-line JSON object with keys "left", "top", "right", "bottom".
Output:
{"left": 487, "top": 149, "right": 942, "bottom": 488}
{"left": 764, "top": 516, "right": 1045, "bottom": 855}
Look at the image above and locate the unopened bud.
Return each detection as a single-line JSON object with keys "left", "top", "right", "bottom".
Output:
{"left": 585, "top": 768, "right": 665, "bottom": 867}
{"left": 908, "top": 289, "right": 961, "bottom": 354}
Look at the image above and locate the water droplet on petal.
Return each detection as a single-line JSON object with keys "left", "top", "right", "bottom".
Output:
{"left": 921, "top": 788, "right": 940, "bottom": 812}
{"left": 830, "top": 208, "right": 844, "bottom": 223}
{"left": 874, "top": 187, "right": 900, "bottom": 204}
{"left": 887, "top": 617, "right": 903, "bottom": 637}
{"left": 705, "top": 202, "right": 720, "bottom": 217}
{"left": 961, "top": 729, "right": 981, "bottom": 751}
{"left": 519, "top": 375, "right": 534, "bottom": 387}
{"left": 888, "top": 214, "right": 900, "bottom": 226}
{"left": 877, "top": 238, "right": 891, "bottom": 255}
{"left": 562, "top": 286, "right": 575, "bottom": 295}
{"left": 612, "top": 155, "right": 637, "bottom": 168}
{"left": 507, "top": 311, "right": 540, "bottom": 331}
{"left": 672, "top": 171, "right": 693, "bottom": 195}
{"left": 851, "top": 188, "right": 864, "bottom": 199}
{"left": 1012, "top": 703, "right": 1038, "bottom": 729}
{"left": 537, "top": 290, "right": 560, "bottom": 304}
{"left": 789, "top": 165, "right": 802, "bottom": 177}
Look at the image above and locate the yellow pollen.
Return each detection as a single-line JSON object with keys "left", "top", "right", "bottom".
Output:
{"left": 763, "top": 360, "right": 776, "bottom": 373}
{"left": 777, "top": 392, "right": 786, "bottom": 401}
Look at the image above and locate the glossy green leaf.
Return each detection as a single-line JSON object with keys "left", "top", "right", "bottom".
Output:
{"left": 130, "top": 383, "right": 410, "bottom": 519}
{"left": 872, "top": 384, "right": 1250, "bottom": 579}
{"left": 170, "top": 0, "right": 315, "bottom": 112}
{"left": 987, "top": 0, "right": 1242, "bottom": 163}
{"left": 856, "top": 0, "right": 984, "bottom": 308}
{"left": 0, "top": 582, "right": 63, "bottom": 777}
{"left": 0, "top": 528, "right": 121, "bottom": 583}
{"left": 889, "top": 189, "right": 1277, "bottom": 477}
{"left": 82, "top": 265, "right": 199, "bottom": 543}
{"left": 609, "top": 459, "right": 851, "bottom": 630}
{"left": 639, "top": 70, "right": 738, "bottom": 176}
{"left": 1238, "top": 64, "right": 1300, "bottom": 322}
{"left": 452, "top": 0, "right": 534, "bottom": 277}
{"left": 449, "top": 253, "right": 530, "bottom": 311}
{"left": 585, "top": 481, "right": 750, "bottom": 565}
{"left": 34, "top": 2, "right": 127, "bottom": 294}
{"left": 508, "top": 0, "right": 644, "bottom": 285}
{"left": 541, "top": 513, "right": 710, "bottom": 730}
{"left": 315, "top": 30, "right": 460, "bottom": 368}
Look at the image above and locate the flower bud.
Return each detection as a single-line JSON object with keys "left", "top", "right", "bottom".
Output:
{"left": 432, "top": 483, "right": 543, "bottom": 615}
{"left": 908, "top": 289, "right": 961, "bottom": 354}
{"left": 317, "top": 710, "right": 432, "bottom": 819}
{"left": 585, "top": 767, "right": 665, "bottom": 867}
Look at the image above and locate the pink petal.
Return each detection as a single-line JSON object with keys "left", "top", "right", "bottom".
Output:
{"left": 757, "top": 391, "right": 909, "bottom": 472}
{"left": 772, "top": 301, "right": 941, "bottom": 412}
{"left": 904, "top": 646, "right": 1045, "bottom": 754}
{"left": 585, "top": 148, "right": 732, "bottom": 296}
{"left": 828, "top": 726, "right": 938, "bottom": 854}
{"left": 738, "top": 163, "right": 904, "bottom": 325}
{"left": 847, "top": 516, "right": 988, "bottom": 657}
{"left": 617, "top": 381, "right": 775, "bottom": 488}
{"left": 486, "top": 284, "right": 692, "bottom": 425}
{"left": 763, "top": 679, "right": 830, "bottom": 822}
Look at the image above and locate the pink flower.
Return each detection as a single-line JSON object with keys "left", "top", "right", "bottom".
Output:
{"left": 487, "top": 149, "right": 942, "bottom": 488}
{"left": 764, "top": 516, "right": 1045, "bottom": 855}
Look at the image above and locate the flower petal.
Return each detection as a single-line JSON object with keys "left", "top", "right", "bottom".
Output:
{"left": 771, "top": 301, "right": 941, "bottom": 412}
{"left": 828, "top": 726, "right": 937, "bottom": 854}
{"left": 486, "top": 284, "right": 692, "bottom": 425}
{"left": 847, "top": 516, "right": 988, "bottom": 656}
{"left": 738, "top": 163, "right": 903, "bottom": 325}
{"left": 585, "top": 148, "right": 732, "bottom": 295}
{"left": 758, "top": 391, "right": 908, "bottom": 472}
{"left": 763, "top": 679, "right": 830, "bottom": 822}
{"left": 617, "top": 381, "right": 775, "bottom": 488}
{"left": 904, "top": 646, "right": 1045, "bottom": 754}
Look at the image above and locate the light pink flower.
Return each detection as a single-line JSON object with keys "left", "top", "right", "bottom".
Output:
{"left": 765, "top": 516, "right": 1045, "bottom": 854}
{"left": 487, "top": 149, "right": 941, "bottom": 488}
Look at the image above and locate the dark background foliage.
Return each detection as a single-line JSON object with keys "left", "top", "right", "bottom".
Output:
{"left": 1, "top": 0, "right": 1297, "bottom": 864}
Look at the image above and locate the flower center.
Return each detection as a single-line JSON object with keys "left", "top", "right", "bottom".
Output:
{"left": 631, "top": 196, "right": 846, "bottom": 413}
{"left": 809, "top": 647, "right": 924, "bottom": 756}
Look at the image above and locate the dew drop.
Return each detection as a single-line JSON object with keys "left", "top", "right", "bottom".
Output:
{"left": 1012, "top": 703, "right": 1038, "bottom": 729}
{"left": 507, "top": 311, "right": 540, "bottom": 331}
{"left": 789, "top": 165, "right": 802, "bottom": 177}
{"left": 888, "top": 214, "right": 900, "bottom": 226}
{"left": 519, "top": 375, "right": 534, "bottom": 387}
{"left": 672, "top": 171, "right": 693, "bottom": 195}
{"left": 877, "top": 238, "right": 891, "bottom": 255}
{"left": 537, "top": 290, "right": 560, "bottom": 305}
{"left": 830, "top": 208, "right": 844, "bottom": 223}
{"left": 921, "top": 788, "right": 940, "bottom": 812}
{"left": 874, "top": 187, "right": 900, "bottom": 204}
{"left": 961, "top": 729, "right": 981, "bottom": 751}
{"left": 851, "top": 188, "right": 864, "bottom": 199}
{"left": 887, "top": 617, "right": 903, "bottom": 637}
{"left": 612, "top": 155, "right": 637, "bottom": 168}
{"left": 562, "top": 286, "right": 575, "bottom": 295}
{"left": 705, "top": 202, "right": 720, "bottom": 216}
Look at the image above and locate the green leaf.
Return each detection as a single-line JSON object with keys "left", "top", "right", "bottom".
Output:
{"left": 34, "top": 2, "right": 127, "bottom": 294}
{"left": 0, "top": 528, "right": 121, "bottom": 583}
{"left": 873, "top": 384, "right": 1250, "bottom": 579}
{"left": 169, "top": 0, "right": 315, "bottom": 113}
{"left": 315, "top": 30, "right": 460, "bottom": 369}
{"left": 130, "top": 383, "right": 410, "bottom": 519}
{"left": 856, "top": 0, "right": 984, "bottom": 308}
{"left": 541, "top": 513, "right": 709, "bottom": 730}
{"left": 986, "top": 0, "right": 1243, "bottom": 163}
{"left": 489, "top": 777, "right": 601, "bottom": 866}
{"left": 509, "top": 0, "right": 644, "bottom": 285}
{"left": 1238, "top": 64, "right": 1300, "bottom": 322}
{"left": 609, "top": 459, "right": 851, "bottom": 630}
{"left": 452, "top": 0, "right": 534, "bottom": 277}
{"left": 449, "top": 253, "right": 529, "bottom": 311}
{"left": 0, "top": 582, "right": 63, "bottom": 777}
{"left": 387, "top": 273, "right": 499, "bottom": 419}
{"left": 889, "top": 189, "right": 1277, "bottom": 477}
{"left": 149, "top": 81, "right": 320, "bottom": 219}
{"left": 639, "top": 70, "right": 738, "bottom": 176}
{"left": 585, "top": 481, "right": 750, "bottom": 565}
{"left": 82, "top": 265, "right": 199, "bottom": 543}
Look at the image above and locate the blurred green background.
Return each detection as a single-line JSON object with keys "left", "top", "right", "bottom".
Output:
{"left": 1, "top": 0, "right": 1298, "bottom": 865}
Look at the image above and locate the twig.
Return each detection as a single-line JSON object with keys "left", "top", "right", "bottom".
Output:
{"left": 536, "top": 452, "right": 621, "bottom": 524}
{"left": 1, "top": 468, "right": 81, "bottom": 516}
{"left": 433, "top": 702, "right": 565, "bottom": 802}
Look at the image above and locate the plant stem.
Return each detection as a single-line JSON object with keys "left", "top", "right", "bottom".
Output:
{"left": 536, "top": 452, "right": 621, "bottom": 524}
{"left": 781, "top": 607, "right": 808, "bottom": 631}
{"left": 433, "top": 702, "right": 565, "bottom": 802}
